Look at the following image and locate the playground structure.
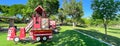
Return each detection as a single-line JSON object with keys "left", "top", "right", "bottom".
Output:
{"left": 7, "top": 5, "right": 58, "bottom": 43}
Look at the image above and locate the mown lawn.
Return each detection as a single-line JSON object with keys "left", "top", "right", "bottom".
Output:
{"left": 0, "top": 26, "right": 108, "bottom": 46}
{"left": 77, "top": 27, "right": 120, "bottom": 38}
{"left": 0, "top": 23, "right": 27, "bottom": 28}
{"left": 75, "top": 26, "right": 120, "bottom": 46}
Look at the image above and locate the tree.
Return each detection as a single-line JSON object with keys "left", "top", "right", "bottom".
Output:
{"left": 90, "top": 18, "right": 103, "bottom": 27}
{"left": 21, "top": 6, "right": 33, "bottom": 21}
{"left": 50, "top": 15, "right": 57, "bottom": 20}
{"left": 26, "top": 0, "right": 59, "bottom": 17}
{"left": 0, "top": 5, "right": 9, "bottom": 16}
{"left": 80, "top": 18, "right": 91, "bottom": 26}
{"left": 0, "top": 4, "right": 25, "bottom": 16}
{"left": 0, "top": 4, "right": 25, "bottom": 27}
{"left": 91, "top": 0, "right": 120, "bottom": 37}
{"left": 9, "top": 4, "right": 25, "bottom": 16}
{"left": 62, "top": 0, "right": 84, "bottom": 27}
{"left": 58, "top": 8, "right": 66, "bottom": 24}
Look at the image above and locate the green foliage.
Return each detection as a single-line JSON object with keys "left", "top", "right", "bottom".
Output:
{"left": 0, "top": 5, "right": 10, "bottom": 16}
{"left": 0, "top": 4, "right": 25, "bottom": 23}
{"left": 76, "top": 18, "right": 103, "bottom": 27}
{"left": 90, "top": 18, "right": 103, "bottom": 26}
{"left": 91, "top": 0, "right": 120, "bottom": 21}
{"left": 63, "top": 0, "right": 84, "bottom": 19}
{"left": 49, "top": 15, "right": 57, "bottom": 20}
{"left": 109, "top": 20, "right": 120, "bottom": 26}
{"left": 81, "top": 18, "right": 91, "bottom": 26}
{"left": 0, "top": 5, "right": 9, "bottom": 13}
{"left": 27, "top": 0, "right": 59, "bottom": 17}
{"left": 9, "top": 4, "right": 25, "bottom": 16}
{"left": 91, "top": 0, "right": 120, "bottom": 35}
{"left": 58, "top": 8, "right": 66, "bottom": 23}
{"left": 21, "top": 6, "right": 32, "bottom": 18}
{"left": 0, "top": 0, "right": 59, "bottom": 20}
{"left": 0, "top": 0, "right": 59, "bottom": 22}
{"left": 62, "top": 0, "right": 84, "bottom": 27}
{"left": 0, "top": 4, "right": 25, "bottom": 16}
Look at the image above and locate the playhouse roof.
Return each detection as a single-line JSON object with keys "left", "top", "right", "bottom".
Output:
{"left": 34, "top": 5, "right": 46, "bottom": 17}
{"left": 34, "top": 5, "right": 45, "bottom": 14}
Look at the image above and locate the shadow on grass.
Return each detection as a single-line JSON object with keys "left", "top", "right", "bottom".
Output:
{"left": 108, "top": 28, "right": 120, "bottom": 31}
{"left": 36, "top": 30, "right": 108, "bottom": 46}
{"left": 60, "top": 24, "right": 72, "bottom": 26}
{"left": 75, "top": 29, "right": 120, "bottom": 46}
{"left": 108, "top": 28, "right": 120, "bottom": 34}
{"left": 76, "top": 25, "right": 88, "bottom": 28}
{"left": 108, "top": 31, "right": 120, "bottom": 34}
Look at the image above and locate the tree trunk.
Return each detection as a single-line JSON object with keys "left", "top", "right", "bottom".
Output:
{"left": 72, "top": 15, "right": 76, "bottom": 28}
{"left": 103, "top": 20, "right": 108, "bottom": 40}
{"left": 104, "top": 23, "right": 107, "bottom": 35}
{"left": 73, "top": 22, "right": 76, "bottom": 28}
{"left": 61, "top": 19, "right": 64, "bottom": 25}
{"left": 9, "top": 19, "right": 14, "bottom": 27}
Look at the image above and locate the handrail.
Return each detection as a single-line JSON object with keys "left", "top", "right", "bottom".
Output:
{"left": 25, "top": 20, "right": 33, "bottom": 32}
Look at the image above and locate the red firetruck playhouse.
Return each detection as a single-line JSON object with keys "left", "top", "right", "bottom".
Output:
{"left": 7, "top": 5, "right": 58, "bottom": 43}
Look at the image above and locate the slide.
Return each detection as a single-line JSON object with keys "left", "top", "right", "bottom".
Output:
{"left": 25, "top": 20, "right": 33, "bottom": 32}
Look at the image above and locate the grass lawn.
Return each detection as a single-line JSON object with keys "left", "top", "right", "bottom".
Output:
{"left": 0, "top": 23, "right": 27, "bottom": 28}
{"left": 75, "top": 26, "right": 120, "bottom": 46}
{"left": 0, "top": 26, "right": 108, "bottom": 46}
{"left": 77, "top": 27, "right": 120, "bottom": 38}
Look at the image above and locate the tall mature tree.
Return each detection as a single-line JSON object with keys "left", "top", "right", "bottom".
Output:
{"left": 26, "top": 0, "right": 59, "bottom": 17}
{"left": 62, "top": 0, "right": 84, "bottom": 27}
{"left": 0, "top": 5, "right": 9, "bottom": 16}
{"left": 0, "top": 4, "right": 25, "bottom": 27}
{"left": 21, "top": 6, "right": 32, "bottom": 19}
{"left": 0, "top": 4, "right": 25, "bottom": 16}
{"left": 91, "top": 0, "right": 120, "bottom": 37}
{"left": 9, "top": 4, "right": 25, "bottom": 16}
{"left": 58, "top": 8, "right": 66, "bottom": 24}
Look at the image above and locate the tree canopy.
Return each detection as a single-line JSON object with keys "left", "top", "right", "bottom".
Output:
{"left": 57, "top": 8, "right": 66, "bottom": 24}
{"left": 0, "top": 5, "right": 9, "bottom": 15}
{"left": 62, "top": 0, "right": 84, "bottom": 27}
{"left": 91, "top": 0, "right": 120, "bottom": 36}
{"left": 0, "top": 4, "right": 25, "bottom": 16}
{"left": 26, "top": 0, "right": 59, "bottom": 17}
{"left": 9, "top": 4, "right": 25, "bottom": 16}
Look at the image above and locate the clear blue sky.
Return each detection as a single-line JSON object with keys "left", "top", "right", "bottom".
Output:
{"left": 0, "top": 0, "right": 93, "bottom": 18}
